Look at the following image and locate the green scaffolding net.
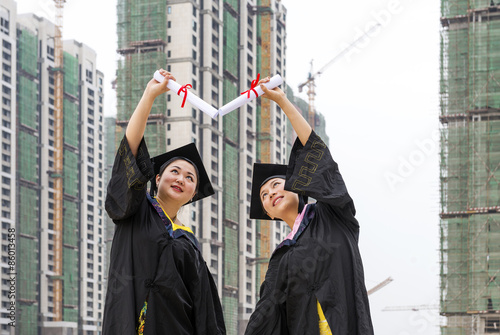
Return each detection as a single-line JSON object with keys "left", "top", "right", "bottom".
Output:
{"left": 440, "top": 215, "right": 500, "bottom": 313}
{"left": 144, "top": 122, "right": 166, "bottom": 157}
{"left": 222, "top": 144, "right": 239, "bottom": 222}
{"left": 223, "top": 221, "right": 239, "bottom": 334}
{"left": 117, "top": 0, "right": 166, "bottom": 49}
{"left": 17, "top": 303, "right": 37, "bottom": 335}
{"left": 18, "top": 28, "right": 37, "bottom": 75}
{"left": 223, "top": 12, "right": 238, "bottom": 77}
{"left": 18, "top": 76, "right": 37, "bottom": 129}
{"left": 64, "top": 150, "right": 78, "bottom": 197}
{"left": 18, "top": 237, "right": 37, "bottom": 302}
{"left": 441, "top": 0, "right": 493, "bottom": 17}
{"left": 64, "top": 52, "right": 79, "bottom": 97}
{"left": 63, "top": 247, "right": 79, "bottom": 308}
{"left": 18, "top": 186, "right": 38, "bottom": 237}
{"left": 18, "top": 132, "right": 38, "bottom": 183}
{"left": 116, "top": 52, "right": 166, "bottom": 121}
{"left": 63, "top": 200, "right": 78, "bottom": 247}
{"left": 64, "top": 98, "right": 79, "bottom": 147}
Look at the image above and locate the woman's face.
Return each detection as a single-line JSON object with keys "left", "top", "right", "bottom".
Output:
{"left": 156, "top": 159, "right": 198, "bottom": 206}
{"left": 259, "top": 177, "right": 299, "bottom": 220}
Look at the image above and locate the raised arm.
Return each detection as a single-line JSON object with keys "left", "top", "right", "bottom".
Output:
{"left": 126, "top": 69, "right": 175, "bottom": 156}
{"left": 259, "top": 77, "right": 312, "bottom": 146}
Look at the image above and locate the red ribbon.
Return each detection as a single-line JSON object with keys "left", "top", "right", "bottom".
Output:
{"left": 241, "top": 73, "right": 260, "bottom": 99}
{"left": 177, "top": 84, "right": 192, "bottom": 108}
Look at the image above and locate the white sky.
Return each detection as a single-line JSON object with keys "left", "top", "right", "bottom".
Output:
{"left": 18, "top": 0, "right": 443, "bottom": 333}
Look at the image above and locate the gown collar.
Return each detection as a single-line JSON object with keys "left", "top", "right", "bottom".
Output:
{"left": 147, "top": 193, "right": 200, "bottom": 250}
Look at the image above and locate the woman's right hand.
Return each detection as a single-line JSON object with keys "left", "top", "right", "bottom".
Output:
{"left": 145, "top": 69, "right": 176, "bottom": 100}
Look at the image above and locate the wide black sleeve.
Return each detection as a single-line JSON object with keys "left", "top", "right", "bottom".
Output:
{"left": 285, "top": 130, "right": 353, "bottom": 209}
{"left": 245, "top": 252, "right": 288, "bottom": 335}
{"left": 105, "top": 135, "right": 154, "bottom": 221}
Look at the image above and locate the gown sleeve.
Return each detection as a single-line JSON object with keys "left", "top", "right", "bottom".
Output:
{"left": 285, "top": 130, "right": 353, "bottom": 210}
{"left": 244, "top": 252, "right": 288, "bottom": 335}
{"left": 105, "top": 135, "right": 154, "bottom": 221}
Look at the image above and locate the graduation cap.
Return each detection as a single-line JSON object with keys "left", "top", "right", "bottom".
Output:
{"left": 249, "top": 163, "right": 286, "bottom": 220}
{"left": 150, "top": 143, "right": 214, "bottom": 203}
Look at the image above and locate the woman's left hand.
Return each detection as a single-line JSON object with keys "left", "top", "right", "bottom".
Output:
{"left": 259, "top": 77, "right": 286, "bottom": 105}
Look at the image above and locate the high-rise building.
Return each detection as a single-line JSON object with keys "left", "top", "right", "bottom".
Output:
{"left": 112, "top": 1, "right": 329, "bottom": 334}
{"left": 0, "top": 1, "right": 106, "bottom": 333}
{"left": 439, "top": 0, "right": 500, "bottom": 334}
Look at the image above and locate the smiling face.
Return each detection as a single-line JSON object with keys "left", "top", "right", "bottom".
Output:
{"left": 259, "top": 177, "right": 299, "bottom": 220}
{"left": 156, "top": 159, "right": 198, "bottom": 206}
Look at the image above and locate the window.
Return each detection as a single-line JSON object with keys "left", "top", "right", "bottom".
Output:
{"left": 0, "top": 9, "right": 9, "bottom": 35}
{"left": 168, "top": 21, "right": 171, "bottom": 28}
{"left": 167, "top": 6, "right": 171, "bottom": 14}
{"left": 2, "top": 40, "right": 10, "bottom": 50}
{"left": 192, "top": 35, "right": 196, "bottom": 46}
{"left": 212, "top": 20, "right": 219, "bottom": 33}
{"left": 192, "top": 20, "right": 197, "bottom": 31}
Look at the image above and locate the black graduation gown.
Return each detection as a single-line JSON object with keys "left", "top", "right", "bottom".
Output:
{"left": 102, "top": 136, "right": 226, "bottom": 335}
{"left": 245, "top": 131, "right": 374, "bottom": 335}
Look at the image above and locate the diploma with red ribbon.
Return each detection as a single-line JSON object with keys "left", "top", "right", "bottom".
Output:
{"left": 154, "top": 70, "right": 219, "bottom": 118}
{"left": 218, "top": 74, "right": 283, "bottom": 116}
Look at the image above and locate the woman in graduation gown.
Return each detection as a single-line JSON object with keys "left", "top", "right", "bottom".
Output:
{"left": 102, "top": 69, "right": 226, "bottom": 335}
{"left": 245, "top": 78, "right": 374, "bottom": 335}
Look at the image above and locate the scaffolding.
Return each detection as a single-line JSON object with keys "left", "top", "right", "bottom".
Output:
{"left": 440, "top": 1, "right": 500, "bottom": 334}
{"left": 16, "top": 26, "right": 39, "bottom": 335}
{"left": 222, "top": 2, "right": 240, "bottom": 332}
{"left": 116, "top": 0, "right": 168, "bottom": 155}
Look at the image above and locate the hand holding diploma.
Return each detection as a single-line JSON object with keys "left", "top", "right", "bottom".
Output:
{"left": 154, "top": 70, "right": 219, "bottom": 118}
{"left": 218, "top": 74, "right": 283, "bottom": 116}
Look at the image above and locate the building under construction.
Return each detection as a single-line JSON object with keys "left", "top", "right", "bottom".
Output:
{"left": 440, "top": 0, "right": 500, "bottom": 333}
{"left": 0, "top": 1, "right": 107, "bottom": 333}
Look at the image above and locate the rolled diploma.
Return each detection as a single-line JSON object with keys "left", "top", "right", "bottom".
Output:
{"left": 218, "top": 74, "right": 283, "bottom": 116}
{"left": 154, "top": 70, "right": 219, "bottom": 118}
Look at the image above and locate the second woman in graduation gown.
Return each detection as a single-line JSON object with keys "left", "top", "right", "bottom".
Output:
{"left": 244, "top": 78, "right": 374, "bottom": 334}
{"left": 102, "top": 70, "right": 225, "bottom": 334}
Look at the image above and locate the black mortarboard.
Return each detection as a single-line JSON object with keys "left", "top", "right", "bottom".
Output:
{"left": 150, "top": 143, "right": 214, "bottom": 202}
{"left": 250, "top": 163, "right": 288, "bottom": 220}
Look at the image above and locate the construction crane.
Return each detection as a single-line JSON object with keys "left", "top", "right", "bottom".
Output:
{"left": 52, "top": 0, "right": 66, "bottom": 322}
{"left": 298, "top": 23, "right": 381, "bottom": 129}
{"left": 367, "top": 276, "right": 393, "bottom": 296}
{"left": 382, "top": 304, "right": 439, "bottom": 312}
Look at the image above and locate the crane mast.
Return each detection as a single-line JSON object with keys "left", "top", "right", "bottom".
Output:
{"left": 53, "top": 0, "right": 66, "bottom": 322}
{"left": 259, "top": 0, "right": 272, "bottom": 284}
